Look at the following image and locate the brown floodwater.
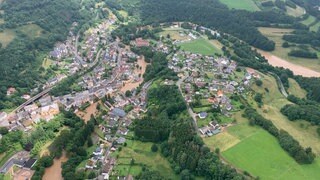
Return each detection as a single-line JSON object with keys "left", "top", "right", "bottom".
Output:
{"left": 42, "top": 153, "right": 68, "bottom": 180}
{"left": 76, "top": 102, "right": 98, "bottom": 123}
{"left": 121, "top": 56, "right": 148, "bottom": 92}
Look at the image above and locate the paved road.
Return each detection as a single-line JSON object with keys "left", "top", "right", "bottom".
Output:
{"left": 268, "top": 72, "right": 288, "bottom": 98}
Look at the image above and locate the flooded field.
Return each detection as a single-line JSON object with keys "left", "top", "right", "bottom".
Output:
{"left": 259, "top": 51, "right": 320, "bottom": 77}
{"left": 121, "top": 56, "right": 148, "bottom": 92}
{"left": 76, "top": 102, "right": 99, "bottom": 123}
{"left": 42, "top": 153, "right": 68, "bottom": 180}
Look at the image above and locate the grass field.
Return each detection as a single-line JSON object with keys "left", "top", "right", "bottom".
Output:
{"left": 310, "top": 22, "right": 320, "bottom": 32}
{"left": 250, "top": 73, "right": 320, "bottom": 155}
{"left": 17, "top": 24, "right": 43, "bottom": 39}
{"left": 0, "top": 29, "right": 15, "bottom": 47}
{"left": 219, "top": 0, "right": 260, "bottom": 11}
{"left": 223, "top": 130, "right": 320, "bottom": 180}
{"left": 286, "top": 5, "right": 305, "bottom": 17}
{"left": 42, "top": 58, "right": 54, "bottom": 69}
{"left": 258, "top": 27, "right": 320, "bottom": 72}
{"left": 179, "top": 38, "right": 222, "bottom": 56}
{"left": 301, "top": 15, "right": 316, "bottom": 26}
{"left": 118, "top": 10, "right": 128, "bottom": 18}
{"left": 203, "top": 111, "right": 260, "bottom": 152}
{"left": 287, "top": 78, "right": 306, "bottom": 98}
{"left": 159, "top": 29, "right": 190, "bottom": 41}
{"left": 113, "top": 140, "right": 178, "bottom": 179}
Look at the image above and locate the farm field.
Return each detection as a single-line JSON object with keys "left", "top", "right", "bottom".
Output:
{"left": 219, "top": 0, "right": 260, "bottom": 11}
{"left": 250, "top": 73, "right": 320, "bottom": 155}
{"left": 204, "top": 106, "right": 320, "bottom": 179}
{"left": 179, "top": 38, "right": 222, "bottom": 56}
{"left": 112, "top": 140, "right": 179, "bottom": 179}
{"left": 258, "top": 27, "right": 320, "bottom": 73}
{"left": 223, "top": 130, "right": 320, "bottom": 180}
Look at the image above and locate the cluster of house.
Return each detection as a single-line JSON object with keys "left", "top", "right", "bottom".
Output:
{"left": 168, "top": 49, "right": 258, "bottom": 136}
{"left": 0, "top": 96, "right": 60, "bottom": 129}
{"left": 0, "top": 151, "right": 37, "bottom": 180}
{"left": 81, "top": 21, "right": 114, "bottom": 62}
{"left": 199, "top": 120, "right": 221, "bottom": 136}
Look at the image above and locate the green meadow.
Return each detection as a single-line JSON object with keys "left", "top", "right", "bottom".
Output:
{"left": 223, "top": 130, "right": 320, "bottom": 180}
{"left": 112, "top": 139, "right": 179, "bottom": 179}
{"left": 219, "top": 0, "right": 260, "bottom": 11}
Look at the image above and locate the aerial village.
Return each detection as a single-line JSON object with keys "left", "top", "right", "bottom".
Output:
{"left": 0, "top": 19, "right": 261, "bottom": 179}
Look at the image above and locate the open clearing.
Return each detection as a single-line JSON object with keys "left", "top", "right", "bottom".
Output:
{"left": 179, "top": 38, "right": 222, "bottom": 56}
{"left": 219, "top": 0, "right": 260, "bottom": 11}
{"left": 113, "top": 140, "right": 178, "bottom": 179}
{"left": 287, "top": 78, "right": 307, "bottom": 98}
{"left": 301, "top": 15, "right": 316, "bottom": 26}
{"left": 17, "top": 24, "right": 43, "bottom": 39}
{"left": 0, "top": 29, "right": 15, "bottom": 47}
{"left": 286, "top": 5, "right": 305, "bottom": 17}
{"left": 159, "top": 29, "right": 190, "bottom": 41}
{"left": 258, "top": 27, "right": 320, "bottom": 76}
{"left": 250, "top": 73, "right": 320, "bottom": 155}
{"left": 310, "top": 22, "right": 320, "bottom": 32}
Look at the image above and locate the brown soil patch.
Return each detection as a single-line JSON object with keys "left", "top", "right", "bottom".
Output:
{"left": 259, "top": 51, "right": 320, "bottom": 77}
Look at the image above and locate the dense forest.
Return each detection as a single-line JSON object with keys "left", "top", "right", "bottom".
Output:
{"left": 0, "top": 0, "right": 94, "bottom": 109}
{"left": 139, "top": 0, "right": 297, "bottom": 51}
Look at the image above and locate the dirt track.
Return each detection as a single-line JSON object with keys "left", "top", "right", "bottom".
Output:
{"left": 259, "top": 51, "right": 320, "bottom": 77}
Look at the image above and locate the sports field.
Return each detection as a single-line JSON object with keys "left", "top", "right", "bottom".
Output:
{"left": 219, "top": 0, "right": 260, "bottom": 11}
{"left": 179, "top": 38, "right": 222, "bottom": 56}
